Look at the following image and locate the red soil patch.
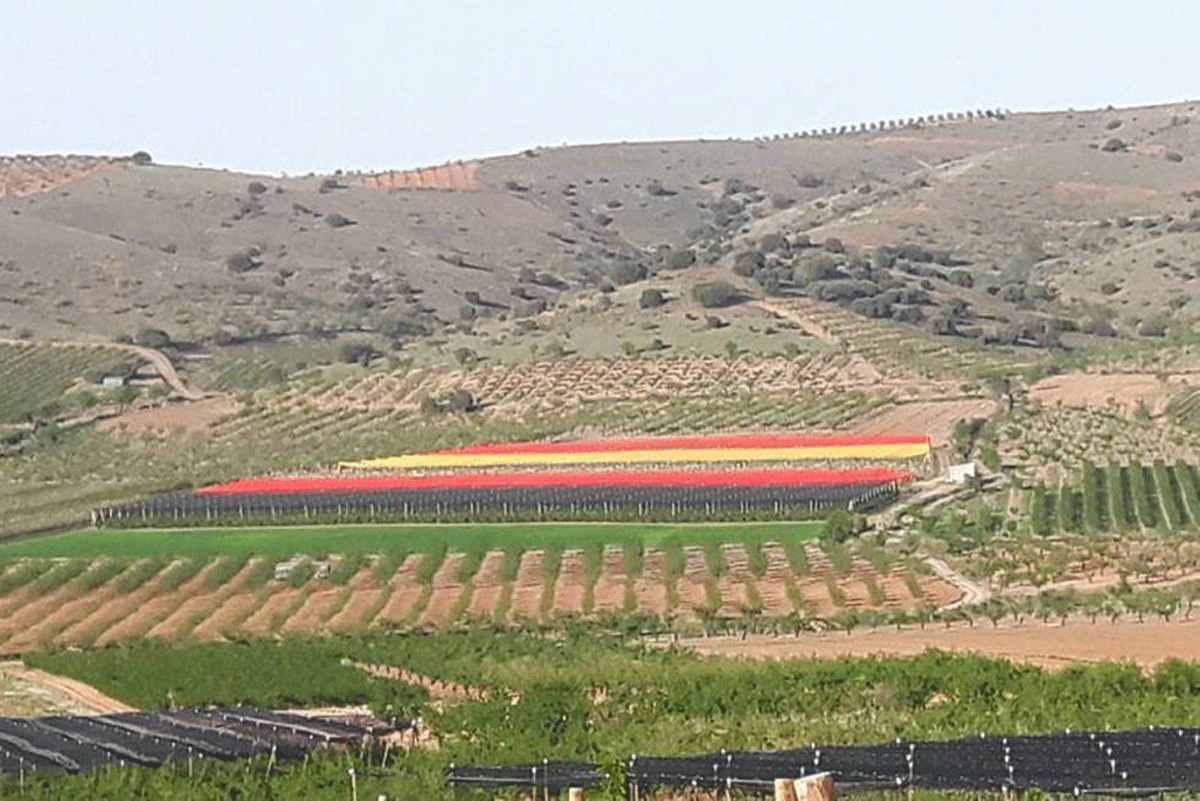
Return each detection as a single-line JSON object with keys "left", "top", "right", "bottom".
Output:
{"left": 592, "top": 547, "right": 628, "bottom": 614}
{"left": 0, "top": 578, "right": 91, "bottom": 641}
{"left": 190, "top": 588, "right": 264, "bottom": 641}
{"left": 4, "top": 582, "right": 117, "bottom": 652}
{"left": 551, "top": 550, "right": 586, "bottom": 617}
{"left": 418, "top": 553, "right": 466, "bottom": 626}
{"left": 357, "top": 161, "right": 480, "bottom": 191}
{"left": 466, "top": 550, "right": 505, "bottom": 619}
{"left": 507, "top": 550, "right": 545, "bottom": 622}
{"left": 326, "top": 589, "right": 384, "bottom": 632}
{"left": 0, "top": 155, "right": 122, "bottom": 198}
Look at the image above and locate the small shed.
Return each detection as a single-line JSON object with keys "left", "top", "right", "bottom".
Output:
{"left": 946, "top": 462, "right": 978, "bottom": 484}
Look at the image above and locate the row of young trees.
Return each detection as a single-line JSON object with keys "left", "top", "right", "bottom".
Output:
{"left": 1029, "top": 460, "right": 1200, "bottom": 536}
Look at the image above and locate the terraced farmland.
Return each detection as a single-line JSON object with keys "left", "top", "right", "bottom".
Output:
{"left": 0, "top": 537, "right": 957, "bottom": 653}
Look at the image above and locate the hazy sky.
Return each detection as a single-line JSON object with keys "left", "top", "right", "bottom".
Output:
{"left": 4, "top": 0, "right": 1196, "bottom": 175}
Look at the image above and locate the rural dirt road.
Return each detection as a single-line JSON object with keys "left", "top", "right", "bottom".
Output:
{"left": 680, "top": 615, "right": 1200, "bottom": 670}
{"left": 0, "top": 337, "right": 202, "bottom": 400}
{"left": 0, "top": 663, "right": 135, "bottom": 714}
{"left": 925, "top": 557, "right": 990, "bottom": 609}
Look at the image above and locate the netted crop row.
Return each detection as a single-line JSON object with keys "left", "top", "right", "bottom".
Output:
{"left": 0, "top": 707, "right": 398, "bottom": 775}
{"left": 98, "top": 477, "right": 904, "bottom": 527}
{"left": 450, "top": 726, "right": 1200, "bottom": 794}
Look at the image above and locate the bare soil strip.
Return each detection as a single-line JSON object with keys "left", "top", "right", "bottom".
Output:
{"left": 418, "top": 553, "right": 466, "bottom": 626}
{"left": 466, "top": 550, "right": 505, "bottom": 619}
{"left": 507, "top": 550, "right": 545, "bottom": 623}
{"left": 352, "top": 662, "right": 494, "bottom": 701}
{"left": 677, "top": 547, "right": 711, "bottom": 615}
{"left": 147, "top": 560, "right": 261, "bottom": 640}
{"left": 633, "top": 549, "right": 667, "bottom": 616}
{"left": 0, "top": 665, "right": 135, "bottom": 714}
{"left": 328, "top": 589, "right": 385, "bottom": 632}
{"left": 95, "top": 562, "right": 222, "bottom": 646}
{"left": 375, "top": 555, "right": 425, "bottom": 624}
{"left": 280, "top": 585, "right": 343, "bottom": 634}
{"left": 324, "top": 566, "right": 383, "bottom": 631}
{"left": 191, "top": 589, "right": 263, "bottom": 641}
{"left": 679, "top": 617, "right": 1200, "bottom": 670}
{"left": 592, "top": 547, "right": 627, "bottom": 614}
{"left": 5, "top": 586, "right": 117, "bottom": 652}
{"left": 239, "top": 588, "right": 302, "bottom": 637}
{"left": 760, "top": 545, "right": 797, "bottom": 616}
{"left": 716, "top": 544, "right": 751, "bottom": 615}
{"left": 53, "top": 561, "right": 175, "bottom": 646}
{"left": 551, "top": 550, "right": 586, "bottom": 617}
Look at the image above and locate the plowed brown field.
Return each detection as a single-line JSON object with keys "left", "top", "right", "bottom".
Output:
{"left": 0, "top": 546, "right": 960, "bottom": 654}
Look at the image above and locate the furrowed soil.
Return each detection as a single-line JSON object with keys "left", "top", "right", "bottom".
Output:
{"left": 0, "top": 544, "right": 963, "bottom": 652}
{"left": 95, "top": 561, "right": 222, "bottom": 646}
{"left": 148, "top": 559, "right": 260, "bottom": 640}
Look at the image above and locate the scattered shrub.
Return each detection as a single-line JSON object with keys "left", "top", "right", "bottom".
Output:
{"left": 134, "top": 327, "right": 171, "bottom": 348}
{"left": 130, "top": 151, "right": 153, "bottom": 166}
{"left": 605, "top": 261, "right": 648, "bottom": 285}
{"left": 1165, "top": 151, "right": 1185, "bottom": 163}
{"left": 225, "top": 251, "right": 260, "bottom": 273}
{"left": 1101, "top": 137, "right": 1127, "bottom": 153}
{"left": 691, "top": 280, "right": 743, "bottom": 308}
{"left": 246, "top": 181, "right": 268, "bottom": 195}
{"left": 325, "top": 213, "right": 355, "bottom": 228}
{"left": 666, "top": 249, "right": 697, "bottom": 270}
{"left": 639, "top": 289, "right": 667, "bottom": 309}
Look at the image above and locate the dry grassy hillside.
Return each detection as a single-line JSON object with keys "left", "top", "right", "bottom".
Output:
{"left": 2, "top": 100, "right": 1196, "bottom": 359}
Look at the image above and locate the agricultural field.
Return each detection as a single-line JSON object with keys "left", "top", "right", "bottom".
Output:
{"left": 11, "top": 631, "right": 1200, "bottom": 797}
{"left": 0, "top": 521, "right": 961, "bottom": 653}
{"left": 0, "top": 342, "right": 134, "bottom": 424}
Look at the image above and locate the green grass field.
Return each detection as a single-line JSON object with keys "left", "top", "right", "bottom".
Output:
{"left": 0, "top": 520, "right": 825, "bottom": 558}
